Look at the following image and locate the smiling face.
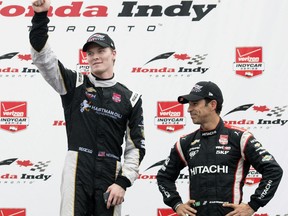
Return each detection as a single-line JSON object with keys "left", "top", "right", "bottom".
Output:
{"left": 86, "top": 43, "right": 116, "bottom": 79}
{"left": 188, "top": 99, "right": 211, "bottom": 124}
{"left": 187, "top": 99, "right": 219, "bottom": 130}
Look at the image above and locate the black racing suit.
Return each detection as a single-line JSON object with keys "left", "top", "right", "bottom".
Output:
{"left": 30, "top": 12, "right": 145, "bottom": 216}
{"left": 157, "top": 118, "right": 283, "bottom": 215}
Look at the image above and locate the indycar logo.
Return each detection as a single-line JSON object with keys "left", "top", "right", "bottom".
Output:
{"left": 154, "top": 101, "right": 185, "bottom": 132}
{"left": 245, "top": 167, "right": 262, "bottom": 186}
{"left": 233, "top": 47, "right": 264, "bottom": 78}
{"left": 0, "top": 101, "right": 29, "bottom": 133}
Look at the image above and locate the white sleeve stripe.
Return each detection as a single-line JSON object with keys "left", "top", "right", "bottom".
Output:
{"left": 76, "top": 72, "right": 84, "bottom": 87}
{"left": 233, "top": 131, "right": 252, "bottom": 204}
{"left": 130, "top": 92, "right": 140, "bottom": 107}
{"left": 121, "top": 125, "right": 140, "bottom": 185}
{"left": 240, "top": 131, "right": 252, "bottom": 160}
{"left": 233, "top": 158, "right": 244, "bottom": 204}
{"left": 176, "top": 140, "right": 187, "bottom": 166}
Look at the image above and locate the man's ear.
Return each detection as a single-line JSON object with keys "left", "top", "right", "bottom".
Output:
{"left": 210, "top": 100, "right": 217, "bottom": 110}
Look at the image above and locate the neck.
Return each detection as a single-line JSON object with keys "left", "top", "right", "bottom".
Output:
{"left": 92, "top": 72, "right": 114, "bottom": 80}
{"left": 201, "top": 115, "right": 220, "bottom": 131}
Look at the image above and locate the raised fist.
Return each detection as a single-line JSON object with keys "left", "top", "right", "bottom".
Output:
{"left": 31, "top": 0, "right": 51, "bottom": 13}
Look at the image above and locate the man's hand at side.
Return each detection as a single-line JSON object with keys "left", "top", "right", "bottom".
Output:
{"left": 176, "top": 200, "right": 197, "bottom": 216}
{"left": 223, "top": 202, "right": 255, "bottom": 216}
{"left": 105, "top": 183, "right": 126, "bottom": 209}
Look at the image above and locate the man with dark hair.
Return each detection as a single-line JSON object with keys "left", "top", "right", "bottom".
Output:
{"left": 157, "top": 81, "right": 283, "bottom": 216}
{"left": 30, "top": 0, "right": 145, "bottom": 215}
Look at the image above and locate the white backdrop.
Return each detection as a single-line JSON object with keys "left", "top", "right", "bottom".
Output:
{"left": 0, "top": 0, "right": 287, "bottom": 215}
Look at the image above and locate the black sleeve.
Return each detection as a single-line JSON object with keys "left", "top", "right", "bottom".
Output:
{"left": 29, "top": 11, "right": 50, "bottom": 52}
{"left": 156, "top": 141, "right": 186, "bottom": 211}
{"left": 244, "top": 135, "right": 283, "bottom": 211}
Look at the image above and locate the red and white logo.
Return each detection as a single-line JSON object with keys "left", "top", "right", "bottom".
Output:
{"left": 233, "top": 47, "right": 264, "bottom": 78}
{"left": 219, "top": 134, "right": 228, "bottom": 145}
{"left": 245, "top": 167, "right": 262, "bottom": 185}
{"left": 154, "top": 101, "right": 185, "bottom": 132}
{"left": 76, "top": 49, "right": 90, "bottom": 75}
{"left": 0, "top": 209, "right": 26, "bottom": 216}
{"left": 112, "top": 93, "right": 121, "bottom": 103}
{"left": 79, "top": 49, "right": 88, "bottom": 65}
{"left": 0, "top": 101, "right": 29, "bottom": 132}
{"left": 157, "top": 208, "right": 177, "bottom": 216}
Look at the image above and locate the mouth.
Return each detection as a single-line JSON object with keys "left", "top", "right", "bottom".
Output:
{"left": 93, "top": 62, "right": 101, "bottom": 65}
{"left": 91, "top": 63, "right": 102, "bottom": 69}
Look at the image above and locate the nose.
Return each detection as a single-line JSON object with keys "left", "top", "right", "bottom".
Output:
{"left": 92, "top": 53, "right": 99, "bottom": 60}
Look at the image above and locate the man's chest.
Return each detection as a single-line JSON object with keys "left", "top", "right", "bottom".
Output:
{"left": 186, "top": 136, "right": 242, "bottom": 168}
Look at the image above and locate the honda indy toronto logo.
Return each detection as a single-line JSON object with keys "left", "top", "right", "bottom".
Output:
{"left": 0, "top": 158, "right": 52, "bottom": 184}
{"left": 233, "top": 47, "right": 265, "bottom": 78}
{"left": 3, "top": 1, "right": 219, "bottom": 33}
{"left": 0, "top": 209, "right": 26, "bottom": 216}
{"left": 0, "top": 52, "right": 39, "bottom": 78}
{"left": 223, "top": 103, "right": 288, "bottom": 129}
{"left": 1, "top": 1, "right": 218, "bottom": 20}
{"left": 131, "top": 51, "right": 210, "bottom": 78}
{"left": 155, "top": 101, "right": 185, "bottom": 132}
{"left": 0, "top": 101, "right": 29, "bottom": 133}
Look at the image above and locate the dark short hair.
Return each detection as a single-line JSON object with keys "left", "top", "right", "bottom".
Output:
{"left": 204, "top": 98, "right": 222, "bottom": 114}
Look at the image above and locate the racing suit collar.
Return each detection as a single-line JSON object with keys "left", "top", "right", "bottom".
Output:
{"left": 87, "top": 73, "right": 117, "bottom": 87}
{"left": 200, "top": 118, "right": 223, "bottom": 137}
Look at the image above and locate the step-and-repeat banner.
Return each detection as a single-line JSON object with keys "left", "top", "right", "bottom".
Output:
{"left": 0, "top": 0, "right": 287, "bottom": 215}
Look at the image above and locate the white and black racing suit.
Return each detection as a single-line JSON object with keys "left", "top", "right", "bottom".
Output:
{"left": 30, "top": 11, "right": 145, "bottom": 216}
{"left": 157, "top": 118, "right": 282, "bottom": 215}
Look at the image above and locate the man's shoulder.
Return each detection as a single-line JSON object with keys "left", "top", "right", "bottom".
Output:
{"left": 116, "top": 82, "right": 141, "bottom": 92}
{"left": 116, "top": 82, "right": 141, "bottom": 96}
{"left": 113, "top": 82, "right": 142, "bottom": 108}
{"left": 224, "top": 123, "right": 247, "bottom": 133}
{"left": 113, "top": 82, "right": 132, "bottom": 94}
{"left": 223, "top": 123, "right": 251, "bottom": 141}
{"left": 179, "top": 129, "right": 200, "bottom": 142}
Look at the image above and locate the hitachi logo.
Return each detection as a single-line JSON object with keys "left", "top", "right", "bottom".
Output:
{"left": 259, "top": 180, "right": 272, "bottom": 199}
{"left": 190, "top": 165, "right": 228, "bottom": 175}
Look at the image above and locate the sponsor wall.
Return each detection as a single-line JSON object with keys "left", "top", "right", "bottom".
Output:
{"left": 0, "top": 0, "right": 287, "bottom": 215}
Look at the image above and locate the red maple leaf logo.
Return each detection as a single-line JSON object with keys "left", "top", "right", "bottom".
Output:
{"left": 173, "top": 53, "right": 190, "bottom": 61}
{"left": 18, "top": 54, "right": 32, "bottom": 61}
{"left": 16, "top": 160, "right": 33, "bottom": 167}
{"left": 253, "top": 105, "right": 270, "bottom": 112}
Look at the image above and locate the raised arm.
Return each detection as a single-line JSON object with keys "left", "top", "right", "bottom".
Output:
{"left": 30, "top": 0, "right": 68, "bottom": 95}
